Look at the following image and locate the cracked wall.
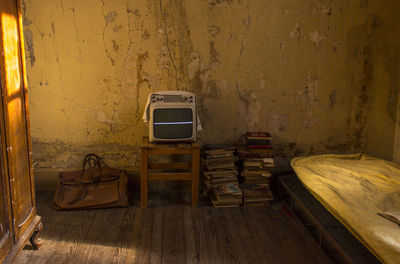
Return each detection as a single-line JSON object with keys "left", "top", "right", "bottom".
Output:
{"left": 21, "top": 0, "right": 400, "bottom": 173}
{"left": 357, "top": 1, "right": 400, "bottom": 161}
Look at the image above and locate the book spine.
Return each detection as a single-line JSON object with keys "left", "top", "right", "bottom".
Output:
{"left": 247, "top": 145, "right": 273, "bottom": 149}
{"left": 246, "top": 139, "right": 272, "bottom": 145}
{"left": 246, "top": 132, "right": 271, "bottom": 137}
{"left": 246, "top": 136, "right": 272, "bottom": 140}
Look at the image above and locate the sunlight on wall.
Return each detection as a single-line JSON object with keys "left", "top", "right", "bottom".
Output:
{"left": 1, "top": 13, "right": 21, "bottom": 96}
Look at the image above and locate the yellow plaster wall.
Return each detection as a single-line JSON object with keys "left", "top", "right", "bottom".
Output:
{"left": 21, "top": 0, "right": 400, "bottom": 171}
{"left": 359, "top": 1, "right": 400, "bottom": 161}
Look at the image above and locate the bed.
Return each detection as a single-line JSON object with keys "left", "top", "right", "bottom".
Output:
{"left": 285, "top": 153, "right": 400, "bottom": 264}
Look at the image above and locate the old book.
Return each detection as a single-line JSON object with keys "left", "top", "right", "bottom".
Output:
{"left": 203, "top": 145, "right": 235, "bottom": 154}
{"left": 206, "top": 177, "right": 237, "bottom": 184}
{"left": 247, "top": 148, "right": 274, "bottom": 154}
{"left": 246, "top": 139, "right": 272, "bottom": 145}
{"left": 378, "top": 211, "right": 400, "bottom": 225}
{"left": 241, "top": 184, "right": 273, "bottom": 199}
{"left": 205, "top": 182, "right": 239, "bottom": 191}
{"left": 203, "top": 168, "right": 237, "bottom": 175}
{"left": 211, "top": 194, "right": 242, "bottom": 205}
{"left": 244, "top": 178, "right": 270, "bottom": 184}
{"left": 212, "top": 196, "right": 242, "bottom": 203}
{"left": 246, "top": 131, "right": 271, "bottom": 139}
{"left": 205, "top": 152, "right": 234, "bottom": 159}
{"left": 205, "top": 156, "right": 237, "bottom": 165}
{"left": 206, "top": 163, "right": 236, "bottom": 170}
{"left": 211, "top": 200, "right": 240, "bottom": 208}
{"left": 262, "top": 157, "right": 274, "bottom": 164}
{"left": 247, "top": 144, "right": 273, "bottom": 149}
{"left": 243, "top": 161, "right": 274, "bottom": 168}
{"left": 204, "top": 173, "right": 238, "bottom": 179}
{"left": 213, "top": 184, "right": 242, "bottom": 196}
{"left": 242, "top": 170, "right": 272, "bottom": 177}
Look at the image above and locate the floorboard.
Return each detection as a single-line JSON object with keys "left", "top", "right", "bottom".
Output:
{"left": 14, "top": 190, "right": 333, "bottom": 264}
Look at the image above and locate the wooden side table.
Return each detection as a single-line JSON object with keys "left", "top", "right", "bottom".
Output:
{"left": 141, "top": 136, "right": 200, "bottom": 208}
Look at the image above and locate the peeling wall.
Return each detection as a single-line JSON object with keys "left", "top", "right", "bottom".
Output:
{"left": 394, "top": 94, "right": 400, "bottom": 163}
{"left": 21, "top": 0, "right": 400, "bottom": 171}
{"left": 355, "top": 1, "right": 400, "bottom": 161}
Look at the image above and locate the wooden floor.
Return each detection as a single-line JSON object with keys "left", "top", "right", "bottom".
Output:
{"left": 15, "top": 190, "right": 333, "bottom": 264}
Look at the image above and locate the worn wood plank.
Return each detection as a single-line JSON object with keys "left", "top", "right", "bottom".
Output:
{"left": 183, "top": 207, "right": 199, "bottom": 264}
{"left": 134, "top": 208, "right": 153, "bottom": 264}
{"left": 207, "top": 208, "right": 238, "bottom": 264}
{"left": 224, "top": 208, "right": 268, "bottom": 264}
{"left": 15, "top": 190, "right": 333, "bottom": 264}
{"left": 126, "top": 208, "right": 144, "bottom": 263}
{"left": 161, "top": 203, "right": 186, "bottom": 264}
{"left": 191, "top": 206, "right": 212, "bottom": 264}
{"left": 148, "top": 192, "right": 164, "bottom": 264}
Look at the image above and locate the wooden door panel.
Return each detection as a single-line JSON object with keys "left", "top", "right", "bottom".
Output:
{"left": 7, "top": 97, "right": 33, "bottom": 228}
{"left": 0, "top": 0, "right": 35, "bottom": 240}
{"left": 0, "top": 81, "right": 13, "bottom": 262}
{"left": 0, "top": 141, "right": 12, "bottom": 262}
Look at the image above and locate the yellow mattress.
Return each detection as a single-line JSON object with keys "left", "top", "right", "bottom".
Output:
{"left": 291, "top": 154, "right": 400, "bottom": 264}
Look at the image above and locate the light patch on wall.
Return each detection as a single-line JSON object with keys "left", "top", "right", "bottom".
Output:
{"left": 290, "top": 23, "right": 301, "bottom": 41}
{"left": 309, "top": 30, "right": 326, "bottom": 50}
{"left": 321, "top": 7, "right": 332, "bottom": 16}
{"left": 2, "top": 13, "right": 21, "bottom": 96}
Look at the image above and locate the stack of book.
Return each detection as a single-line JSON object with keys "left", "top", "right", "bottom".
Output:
{"left": 245, "top": 131, "right": 272, "bottom": 149}
{"left": 201, "top": 145, "right": 242, "bottom": 207}
{"left": 240, "top": 184, "right": 274, "bottom": 207}
{"left": 239, "top": 151, "right": 274, "bottom": 184}
{"left": 237, "top": 131, "right": 275, "bottom": 207}
{"left": 210, "top": 184, "right": 243, "bottom": 208}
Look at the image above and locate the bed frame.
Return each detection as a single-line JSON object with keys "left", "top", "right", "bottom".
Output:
{"left": 276, "top": 173, "right": 381, "bottom": 264}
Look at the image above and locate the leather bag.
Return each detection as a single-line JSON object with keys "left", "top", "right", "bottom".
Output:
{"left": 54, "top": 154, "right": 129, "bottom": 210}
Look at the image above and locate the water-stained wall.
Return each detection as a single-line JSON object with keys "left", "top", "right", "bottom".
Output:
{"left": 21, "top": 0, "right": 400, "bottom": 175}
{"left": 356, "top": 1, "right": 400, "bottom": 161}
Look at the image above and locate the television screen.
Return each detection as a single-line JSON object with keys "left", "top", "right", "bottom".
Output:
{"left": 153, "top": 108, "right": 193, "bottom": 139}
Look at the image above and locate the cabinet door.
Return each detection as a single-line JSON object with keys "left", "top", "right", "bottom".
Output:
{"left": 0, "top": 117, "right": 13, "bottom": 262}
{"left": 0, "top": 0, "right": 36, "bottom": 240}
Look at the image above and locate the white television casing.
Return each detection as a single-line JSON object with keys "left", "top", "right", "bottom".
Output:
{"left": 148, "top": 92, "right": 197, "bottom": 142}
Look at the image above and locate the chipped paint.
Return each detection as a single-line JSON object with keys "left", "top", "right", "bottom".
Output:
{"left": 20, "top": 0, "right": 400, "bottom": 171}
{"left": 309, "top": 30, "right": 326, "bottom": 50}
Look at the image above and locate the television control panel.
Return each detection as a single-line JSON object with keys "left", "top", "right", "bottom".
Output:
{"left": 151, "top": 94, "right": 194, "bottom": 104}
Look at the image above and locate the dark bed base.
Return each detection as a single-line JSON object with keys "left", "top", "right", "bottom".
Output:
{"left": 276, "top": 173, "right": 381, "bottom": 264}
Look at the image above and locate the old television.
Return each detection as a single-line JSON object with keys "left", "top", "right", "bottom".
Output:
{"left": 147, "top": 92, "right": 197, "bottom": 142}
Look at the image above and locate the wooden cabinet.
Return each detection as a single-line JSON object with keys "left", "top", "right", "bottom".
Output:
{"left": 0, "top": 0, "right": 42, "bottom": 262}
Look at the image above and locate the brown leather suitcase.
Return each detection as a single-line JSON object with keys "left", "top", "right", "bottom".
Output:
{"left": 54, "top": 154, "right": 129, "bottom": 210}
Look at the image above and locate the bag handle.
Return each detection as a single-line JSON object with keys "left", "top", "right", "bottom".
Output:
{"left": 61, "top": 154, "right": 105, "bottom": 206}
{"left": 81, "top": 153, "right": 105, "bottom": 183}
